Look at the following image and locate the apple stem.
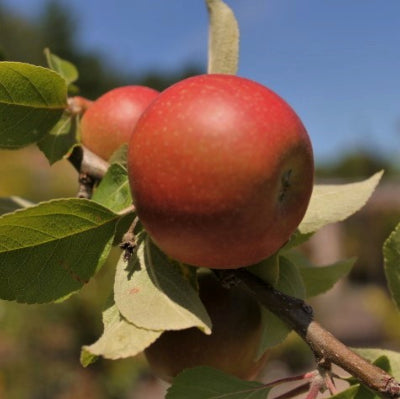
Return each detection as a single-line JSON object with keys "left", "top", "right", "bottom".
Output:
{"left": 120, "top": 216, "right": 140, "bottom": 261}
{"left": 219, "top": 268, "right": 400, "bottom": 398}
{"left": 67, "top": 96, "right": 93, "bottom": 116}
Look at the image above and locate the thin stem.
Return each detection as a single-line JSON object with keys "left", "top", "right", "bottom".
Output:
{"left": 120, "top": 216, "right": 139, "bottom": 260}
{"left": 264, "top": 371, "right": 318, "bottom": 389}
{"left": 272, "top": 382, "right": 311, "bottom": 399}
{"left": 67, "top": 96, "right": 93, "bottom": 115}
{"left": 118, "top": 204, "right": 136, "bottom": 216}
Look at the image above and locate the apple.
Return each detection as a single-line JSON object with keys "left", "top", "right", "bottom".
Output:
{"left": 80, "top": 85, "right": 159, "bottom": 160}
{"left": 144, "top": 272, "right": 267, "bottom": 382}
{"left": 128, "top": 74, "right": 314, "bottom": 268}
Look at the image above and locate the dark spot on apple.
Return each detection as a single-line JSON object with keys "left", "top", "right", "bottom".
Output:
{"left": 279, "top": 169, "right": 292, "bottom": 202}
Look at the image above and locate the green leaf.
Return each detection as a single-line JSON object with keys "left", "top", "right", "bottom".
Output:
{"left": 92, "top": 163, "right": 133, "bottom": 213}
{"left": 108, "top": 143, "right": 128, "bottom": 168}
{"left": 330, "top": 385, "right": 360, "bottom": 399}
{"left": 282, "top": 229, "right": 314, "bottom": 250}
{"left": 0, "top": 62, "right": 67, "bottom": 149}
{"left": 206, "top": 0, "right": 239, "bottom": 75}
{"left": 299, "top": 171, "right": 383, "bottom": 234}
{"left": 256, "top": 256, "right": 305, "bottom": 353}
{"left": 248, "top": 253, "right": 280, "bottom": 287}
{"left": 0, "top": 198, "right": 118, "bottom": 303}
{"left": 338, "top": 349, "right": 400, "bottom": 399}
{"left": 285, "top": 251, "right": 355, "bottom": 298}
{"left": 353, "top": 348, "right": 400, "bottom": 380}
{"left": 37, "top": 112, "right": 78, "bottom": 164}
{"left": 383, "top": 222, "right": 400, "bottom": 311}
{"left": 81, "top": 303, "right": 161, "bottom": 364}
{"left": 258, "top": 308, "right": 291, "bottom": 354}
{"left": 114, "top": 233, "right": 212, "bottom": 333}
{"left": 44, "top": 48, "right": 79, "bottom": 86}
{"left": 0, "top": 196, "right": 34, "bottom": 216}
{"left": 276, "top": 256, "right": 306, "bottom": 299}
{"left": 167, "top": 366, "right": 270, "bottom": 399}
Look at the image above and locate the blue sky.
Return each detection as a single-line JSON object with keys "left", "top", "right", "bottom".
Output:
{"left": 3, "top": 0, "right": 400, "bottom": 164}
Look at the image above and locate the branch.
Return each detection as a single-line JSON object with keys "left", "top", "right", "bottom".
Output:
{"left": 223, "top": 268, "right": 400, "bottom": 399}
{"left": 68, "top": 145, "right": 109, "bottom": 198}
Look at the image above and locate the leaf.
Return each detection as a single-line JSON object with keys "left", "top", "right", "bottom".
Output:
{"left": 285, "top": 251, "right": 355, "bottom": 298}
{"left": 329, "top": 386, "right": 360, "bottom": 399}
{"left": 44, "top": 48, "right": 79, "bottom": 86}
{"left": 206, "top": 0, "right": 239, "bottom": 75}
{"left": 0, "top": 198, "right": 118, "bottom": 303}
{"left": 0, "top": 62, "right": 67, "bottom": 149}
{"left": 114, "top": 234, "right": 212, "bottom": 333}
{"left": 276, "top": 256, "right": 306, "bottom": 299}
{"left": 383, "top": 222, "right": 400, "bottom": 311}
{"left": 0, "top": 196, "right": 34, "bottom": 216}
{"left": 256, "top": 256, "right": 305, "bottom": 353}
{"left": 92, "top": 163, "right": 133, "bottom": 213}
{"left": 81, "top": 303, "right": 161, "bottom": 365}
{"left": 248, "top": 253, "right": 280, "bottom": 287}
{"left": 37, "top": 112, "right": 78, "bottom": 164}
{"left": 353, "top": 348, "right": 400, "bottom": 380}
{"left": 108, "top": 143, "right": 128, "bottom": 168}
{"left": 336, "top": 349, "right": 400, "bottom": 399}
{"left": 299, "top": 171, "right": 383, "bottom": 234}
{"left": 258, "top": 309, "right": 291, "bottom": 354}
{"left": 167, "top": 366, "right": 270, "bottom": 399}
{"left": 282, "top": 229, "right": 314, "bottom": 250}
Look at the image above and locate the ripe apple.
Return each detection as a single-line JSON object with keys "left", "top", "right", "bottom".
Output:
{"left": 144, "top": 272, "right": 267, "bottom": 382}
{"left": 128, "top": 74, "right": 314, "bottom": 268}
{"left": 80, "top": 85, "right": 159, "bottom": 160}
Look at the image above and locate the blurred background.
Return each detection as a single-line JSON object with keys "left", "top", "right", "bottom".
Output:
{"left": 0, "top": 1, "right": 399, "bottom": 397}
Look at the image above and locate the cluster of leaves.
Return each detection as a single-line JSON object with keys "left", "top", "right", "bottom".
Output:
{"left": 1, "top": 1, "right": 400, "bottom": 398}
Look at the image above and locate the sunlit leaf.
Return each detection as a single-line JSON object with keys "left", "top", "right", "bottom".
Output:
{"left": 0, "top": 62, "right": 67, "bottom": 148}
{"left": 92, "top": 163, "right": 133, "bottom": 213}
{"left": 206, "top": 0, "right": 239, "bottom": 75}
{"left": 81, "top": 303, "right": 161, "bottom": 365}
{"left": 167, "top": 366, "right": 270, "bottom": 399}
{"left": 299, "top": 171, "right": 383, "bottom": 234}
{"left": 37, "top": 112, "right": 78, "bottom": 164}
{"left": 353, "top": 348, "right": 400, "bottom": 380}
{"left": 0, "top": 198, "right": 118, "bottom": 303}
{"left": 108, "top": 143, "right": 128, "bottom": 168}
{"left": 44, "top": 48, "right": 79, "bottom": 85}
{"left": 383, "top": 222, "right": 400, "bottom": 312}
{"left": 114, "top": 233, "right": 211, "bottom": 333}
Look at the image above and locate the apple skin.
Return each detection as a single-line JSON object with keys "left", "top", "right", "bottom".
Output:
{"left": 144, "top": 272, "right": 267, "bottom": 382}
{"left": 128, "top": 74, "right": 314, "bottom": 268}
{"left": 80, "top": 85, "right": 159, "bottom": 160}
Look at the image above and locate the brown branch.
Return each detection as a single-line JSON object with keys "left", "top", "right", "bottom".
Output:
{"left": 223, "top": 268, "right": 400, "bottom": 399}
{"left": 68, "top": 146, "right": 109, "bottom": 198}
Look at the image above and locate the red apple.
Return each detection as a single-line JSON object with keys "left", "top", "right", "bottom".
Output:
{"left": 128, "top": 74, "right": 314, "bottom": 268}
{"left": 80, "top": 85, "right": 159, "bottom": 160}
{"left": 144, "top": 272, "right": 267, "bottom": 382}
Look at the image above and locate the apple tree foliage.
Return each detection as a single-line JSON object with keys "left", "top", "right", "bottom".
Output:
{"left": 1, "top": 1, "right": 400, "bottom": 398}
